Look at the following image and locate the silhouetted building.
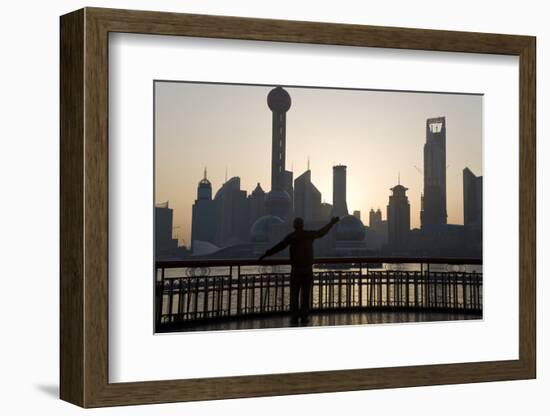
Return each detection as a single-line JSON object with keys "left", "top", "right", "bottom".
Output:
{"left": 249, "top": 214, "right": 288, "bottom": 255}
{"left": 324, "top": 164, "right": 366, "bottom": 254}
{"left": 294, "top": 170, "right": 322, "bottom": 222}
{"left": 463, "top": 167, "right": 483, "bottom": 229}
{"left": 421, "top": 117, "right": 447, "bottom": 229}
{"left": 331, "top": 165, "right": 349, "bottom": 217}
{"left": 214, "top": 177, "right": 249, "bottom": 247}
{"left": 387, "top": 184, "right": 411, "bottom": 248}
{"left": 248, "top": 182, "right": 266, "bottom": 227}
{"left": 250, "top": 215, "right": 285, "bottom": 243}
{"left": 281, "top": 170, "right": 294, "bottom": 213}
{"left": 190, "top": 88, "right": 481, "bottom": 259}
{"left": 265, "top": 189, "right": 292, "bottom": 220}
{"left": 319, "top": 202, "right": 333, "bottom": 222}
{"left": 155, "top": 202, "right": 188, "bottom": 259}
{"left": 191, "top": 169, "right": 216, "bottom": 251}
{"left": 266, "top": 86, "right": 293, "bottom": 220}
{"left": 334, "top": 215, "right": 365, "bottom": 242}
{"left": 407, "top": 222, "right": 482, "bottom": 257}
{"left": 369, "top": 208, "right": 388, "bottom": 245}
{"left": 369, "top": 208, "right": 382, "bottom": 227}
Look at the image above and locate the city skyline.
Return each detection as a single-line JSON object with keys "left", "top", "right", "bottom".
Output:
{"left": 155, "top": 81, "right": 482, "bottom": 246}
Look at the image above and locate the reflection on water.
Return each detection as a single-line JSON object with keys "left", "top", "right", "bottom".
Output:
{"left": 169, "top": 310, "right": 482, "bottom": 333}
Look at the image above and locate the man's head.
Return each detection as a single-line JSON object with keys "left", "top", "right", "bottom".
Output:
{"left": 293, "top": 217, "right": 304, "bottom": 230}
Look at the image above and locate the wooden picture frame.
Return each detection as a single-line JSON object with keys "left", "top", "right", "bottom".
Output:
{"left": 60, "top": 7, "right": 536, "bottom": 408}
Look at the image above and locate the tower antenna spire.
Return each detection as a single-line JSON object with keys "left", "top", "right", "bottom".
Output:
{"left": 398, "top": 171, "right": 401, "bottom": 185}
{"left": 225, "top": 167, "right": 228, "bottom": 183}
{"left": 307, "top": 155, "right": 310, "bottom": 171}
{"left": 203, "top": 166, "right": 207, "bottom": 180}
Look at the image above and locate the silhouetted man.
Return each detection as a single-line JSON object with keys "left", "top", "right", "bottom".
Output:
{"left": 259, "top": 216, "right": 340, "bottom": 325}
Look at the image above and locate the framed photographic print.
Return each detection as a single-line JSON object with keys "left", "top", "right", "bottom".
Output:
{"left": 60, "top": 7, "right": 536, "bottom": 408}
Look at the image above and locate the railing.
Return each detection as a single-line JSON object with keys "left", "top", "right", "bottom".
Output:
{"left": 155, "top": 257, "right": 482, "bottom": 331}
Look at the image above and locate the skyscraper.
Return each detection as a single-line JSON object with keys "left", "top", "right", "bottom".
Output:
{"left": 214, "top": 177, "right": 249, "bottom": 246}
{"left": 294, "top": 169, "right": 322, "bottom": 222}
{"left": 191, "top": 169, "right": 216, "bottom": 249}
{"left": 463, "top": 167, "right": 483, "bottom": 228}
{"left": 155, "top": 201, "right": 179, "bottom": 258}
{"left": 387, "top": 184, "right": 411, "bottom": 248}
{"left": 265, "top": 86, "right": 293, "bottom": 220}
{"left": 421, "top": 116, "right": 447, "bottom": 229}
{"left": 368, "top": 207, "right": 388, "bottom": 246}
{"left": 248, "top": 182, "right": 266, "bottom": 227}
{"left": 332, "top": 165, "right": 349, "bottom": 217}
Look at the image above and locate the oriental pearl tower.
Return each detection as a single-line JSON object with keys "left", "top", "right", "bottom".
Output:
{"left": 265, "top": 86, "right": 293, "bottom": 220}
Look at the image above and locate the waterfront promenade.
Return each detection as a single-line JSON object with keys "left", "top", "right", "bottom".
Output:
{"left": 155, "top": 257, "right": 482, "bottom": 332}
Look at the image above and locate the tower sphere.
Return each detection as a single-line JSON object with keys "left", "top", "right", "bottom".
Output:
{"left": 267, "top": 87, "right": 291, "bottom": 112}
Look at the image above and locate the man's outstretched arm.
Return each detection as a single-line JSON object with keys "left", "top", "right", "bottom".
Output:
{"left": 311, "top": 216, "right": 340, "bottom": 239}
{"left": 259, "top": 236, "right": 291, "bottom": 261}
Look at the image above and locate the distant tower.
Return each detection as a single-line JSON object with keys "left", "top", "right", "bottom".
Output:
{"left": 197, "top": 167, "right": 212, "bottom": 200}
{"left": 267, "top": 86, "right": 291, "bottom": 190}
{"left": 421, "top": 116, "right": 447, "bottom": 229}
{"left": 265, "top": 87, "right": 293, "bottom": 219}
{"left": 191, "top": 169, "right": 216, "bottom": 250}
{"left": 294, "top": 169, "right": 322, "bottom": 222}
{"left": 353, "top": 210, "right": 361, "bottom": 220}
{"left": 332, "top": 165, "right": 349, "bottom": 217}
{"left": 387, "top": 184, "right": 411, "bottom": 248}
{"left": 463, "top": 167, "right": 483, "bottom": 228}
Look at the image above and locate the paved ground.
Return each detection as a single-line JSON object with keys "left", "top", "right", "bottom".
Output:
{"left": 170, "top": 311, "right": 482, "bottom": 333}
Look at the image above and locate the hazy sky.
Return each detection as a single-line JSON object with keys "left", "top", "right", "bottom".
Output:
{"left": 155, "top": 81, "right": 482, "bottom": 246}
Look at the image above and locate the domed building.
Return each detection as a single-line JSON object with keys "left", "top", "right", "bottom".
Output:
{"left": 250, "top": 215, "right": 285, "bottom": 243}
{"left": 250, "top": 214, "right": 287, "bottom": 255}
